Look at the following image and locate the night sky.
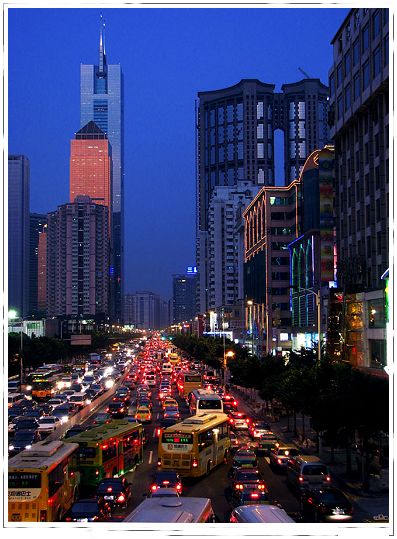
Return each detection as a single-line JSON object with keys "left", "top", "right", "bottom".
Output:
{"left": 8, "top": 6, "right": 349, "bottom": 299}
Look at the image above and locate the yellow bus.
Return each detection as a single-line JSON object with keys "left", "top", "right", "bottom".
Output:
{"left": 30, "top": 372, "right": 59, "bottom": 400}
{"left": 168, "top": 353, "right": 180, "bottom": 365}
{"left": 8, "top": 440, "right": 79, "bottom": 522}
{"left": 177, "top": 372, "right": 202, "bottom": 400}
{"left": 65, "top": 419, "right": 143, "bottom": 487}
{"left": 157, "top": 413, "right": 230, "bottom": 478}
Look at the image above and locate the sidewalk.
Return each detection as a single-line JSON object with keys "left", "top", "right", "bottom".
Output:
{"left": 230, "top": 384, "right": 390, "bottom": 519}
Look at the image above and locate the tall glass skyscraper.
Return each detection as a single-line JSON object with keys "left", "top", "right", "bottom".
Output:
{"left": 80, "top": 18, "right": 124, "bottom": 322}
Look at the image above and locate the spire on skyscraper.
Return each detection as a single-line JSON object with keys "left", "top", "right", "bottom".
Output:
{"left": 99, "top": 13, "right": 107, "bottom": 73}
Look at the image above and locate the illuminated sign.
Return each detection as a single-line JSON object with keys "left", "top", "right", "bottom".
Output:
{"left": 186, "top": 266, "right": 198, "bottom": 274}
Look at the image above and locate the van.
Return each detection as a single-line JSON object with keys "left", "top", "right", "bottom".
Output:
{"left": 286, "top": 455, "right": 331, "bottom": 491}
{"left": 230, "top": 504, "right": 295, "bottom": 523}
{"left": 162, "top": 363, "right": 172, "bottom": 375}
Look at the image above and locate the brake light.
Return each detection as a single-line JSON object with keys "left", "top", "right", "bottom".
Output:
{"left": 233, "top": 401, "right": 237, "bottom": 406}
{"left": 326, "top": 475, "right": 331, "bottom": 482}
{"left": 258, "top": 484, "right": 265, "bottom": 490}
{"left": 298, "top": 476, "right": 304, "bottom": 482}
{"left": 235, "top": 484, "right": 243, "bottom": 490}
{"left": 156, "top": 428, "right": 161, "bottom": 436}
{"left": 95, "top": 470, "right": 99, "bottom": 475}
{"left": 277, "top": 458, "right": 282, "bottom": 464}
{"left": 176, "top": 484, "right": 182, "bottom": 491}
{"left": 163, "top": 480, "right": 170, "bottom": 485}
{"left": 107, "top": 486, "right": 113, "bottom": 492}
{"left": 229, "top": 418, "right": 234, "bottom": 423}
{"left": 117, "top": 494, "right": 126, "bottom": 503}
{"left": 157, "top": 459, "right": 162, "bottom": 466}
{"left": 40, "top": 510, "right": 47, "bottom": 522}
{"left": 250, "top": 492, "right": 260, "bottom": 499}
{"left": 246, "top": 418, "right": 250, "bottom": 423}
{"left": 192, "top": 458, "right": 198, "bottom": 468}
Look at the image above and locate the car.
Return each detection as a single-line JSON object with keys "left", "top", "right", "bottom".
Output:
{"left": 52, "top": 404, "right": 75, "bottom": 423}
{"left": 163, "top": 409, "right": 180, "bottom": 420}
{"left": 231, "top": 449, "right": 258, "bottom": 469}
{"left": 70, "top": 383, "right": 83, "bottom": 393}
{"left": 8, "top": 416, "right": 24, "bottom": 433}
{"left": 13, "top": 417, "right": 40, "bottom": 432}
{"left": 65, "top": 498, "right": 112, "bottom": 522}
{"left": 228, "top": 412, "right": 251, "bottom": 430}
{"left": 135, "top": 406, "right": 151, "bottom": 423}
{"left": 269, "top": 446, "right": 300, "bottom": 472}
{"left": 230, "top": 431, "right": 241, "bottom": 453}
{"left": 150, "top": 471, "right": 182, "bottom": 494}
{"left": 286, "top": 455, "right": 331, "bottom": 492}
{"left": 90, "top": 384, "right": 105, "bottom": 396}
{"left": 61, "top": 389, "right": 76, "bottom": 399}
{"left": 149, "top": 487, "right": 180, "bottom": 498}
{"left": 231, "top": 486, "right": 270, "bottom": 508}
{"left": 162, "top": 397, "right": 178, "bottom": 409}
{"left": 229, "top": 467, "right": 267, "bottom": 492}
{"left": 96, "top": 477, "right": 132, "bottom": 509}
{"left": 222, "top": 395, "right": 238, "bottom": 413}
{"left": 9, "top": 429, "right": 41, "bottom": 456}
{"left": 47, "top": 398, "right": 64, "bottom": 409}
{"left": 106, "top": 401, "right": 127, "bottom": 418}
{"left": 155, "top": 417, "right": 178, "bottom": 436}
{"left": 69, "top": 393, "right": 90, "bottom": 409}
{"left": 257, "top": 432, "right": 280, "bottom": 455}
{"left": 300, "top": 487, "right": 353, "bottom": 522}
{"left": 249, "top": 420, "right": 272, "bottom": 439}
{"left": 92, "top": 412, "right": 112, "bottom": 425}
{"left": 138, "top": 397, "right": 152, "bottom": 411}
{"left": 37, "top": 415, "right": 62, "bottom": 433}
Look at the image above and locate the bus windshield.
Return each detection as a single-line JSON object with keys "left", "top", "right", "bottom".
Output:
{"left": 198, "top": 400, "right": 222, "bottom": 410}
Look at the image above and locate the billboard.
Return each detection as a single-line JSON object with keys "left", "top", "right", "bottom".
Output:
{"left": 71, "top": 334, "right": 92, "bottom": 346}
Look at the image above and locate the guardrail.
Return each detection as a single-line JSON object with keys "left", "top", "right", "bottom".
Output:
{"left": 45, "top": 369, "right": 130, "bottom": 442}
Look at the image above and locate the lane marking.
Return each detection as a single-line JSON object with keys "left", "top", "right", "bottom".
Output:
{"left": 265, "top": 457, "right": 270, "bottom": 464}
{"left": 157, "top": 412, "right": 160, "bottom": 419}
{"left": 152, "top": 429, "right": 156, "bottom": 438}
{"left": 148, "top": 450, "right": 153, "bottom": 464}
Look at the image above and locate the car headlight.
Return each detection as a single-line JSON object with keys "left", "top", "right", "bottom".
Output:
{"left": 26, "top": 385, "right": 32, "bottom": 391}
{"left": 9, "top": 445, "right": 14, "bottom": 451}
{"left": 25, "top": 445, "right": 32, "bottom": 450}
{"left": 62, "top": 416, "right": 69, "bottom": 423}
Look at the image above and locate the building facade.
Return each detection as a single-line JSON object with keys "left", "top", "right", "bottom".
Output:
{"left": 37, "top": 225, "right": 47, "bottom": 313}
{"left": 172, "top": 268, "right": 198, "bottom": 323}
{"left": 328, "top": 8, "right": 389, "bottom": 368}
{"left": 80, "top": 19, "right": 124, "bottom": 322}
{"left": 196, "top": 78, "right": 329, "bottom": 312}
{"left": 70, "top": 120, "right": 112, "bottom": 227}
{"left": 8, "top": 155, "right": 30, "bottom": 318}
{"left": 28, "top": 213, "right": 48, "bottom": 316}
{"left": 124, "top": 291, "right": 169, "bottom": 330}
{"left": 46, "top": 196, "right": 109, "bottom": 318}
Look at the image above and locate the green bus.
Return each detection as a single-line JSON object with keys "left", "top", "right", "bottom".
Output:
{"left": 64, "top": 420, "right": 143, "bottom": 487}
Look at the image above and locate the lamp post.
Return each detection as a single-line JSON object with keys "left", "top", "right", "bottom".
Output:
{"left": 246, "top": 300, "right": 256, "bottom": 356}
{"left": 223, "top": 350, "right": 235, "bottom": 386}
{"left": 290, "top": 286, "right": 321, "bottom": 362}
{"left": 8, "top": 309, "right": 24, "bottom": 386}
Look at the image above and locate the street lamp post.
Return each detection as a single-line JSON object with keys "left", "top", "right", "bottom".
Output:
{"left": 290, "top": 286, "right": 321, "bottom": 362}
{"left": 246, "top": 300, "right": 256, "bottom": 356}
{"left": 8, "top": 310, "right": 24, "bottom": 386}
{"left": 223, "top": 350, "right": 235, "bottom": 386}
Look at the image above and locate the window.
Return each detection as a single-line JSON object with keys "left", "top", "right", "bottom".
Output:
{"left": 365, "top": 142, "right": 369, "bottom": 164}
{"left": 384, "top": 34, "right": 389, "bottom": 66}
{"left": 375, "top": 166, "right": 380, "bottom": 189}
{"left": 337, "top": 63, "right": 343, "bottom": 87}
{"left": 353, "top": 39, "right": 359, "bottom": 66}
{"left": 362, "top": 23, "right": 369, "bottom": 51}
{"left": 345, "top": 84, "right": 351, "bottom": 110}
{"left": 375, "top": 133, "right": 380, "bottom": 157}
{"left": 337, "top": 95, "right": 343, "bottom": 119}
{"left": 329, "top": 73, "right": 335, "bottom": 96}
{"left": 257, "top": 143, "right": 264, "bottom": 158}
{"left": 372, "top": 10, "right": 380, "bottom": 38}
{"left": 257, "top": 124, "right": 264, "bottom": 139}
{"left": 272, "top": 256, "right": 289, "bottom": 266}
{"left": 48, "top": 459, "right": 67, "bottom": 497}
{"left": 362, "top": 60, "right": 370, "bottom": 90}
{"left": 368, "top": 299, "right": 385, "bottom": 328}
{"left": 344, "top": 51, "right": 351, "bottom": 75}
{"left": 353, "top": 72, "right": 360, "bottom": 100}
{"left": 373, "top": 46, "right": 381, "bottom": 77}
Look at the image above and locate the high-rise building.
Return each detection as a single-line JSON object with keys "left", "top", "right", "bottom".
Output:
{"left": 328, "top": 7, "right": 389, "bottom": 368}
{"left": 46, "top": 196, "right": 109, "bottom": 318}
{"left": 8, "top": 155, "right": 30, "bottom": 318}
{"left": 172, "top": 268, "right": 198, "bottom": 323}
{"left": 196, "top": 78, "right": 329, "bottom": 312}
{"left": 37, "top": 224, "right": 47, "bottom": 314}
{"left": 28, "top": 213, "right": 47, "bottom": 316}
{"left": 124, "top": 292, "right": 169, "bottom": 330}
{"left": 70, "top": 120, "right": 112, "bottom": 227}
{"left": 80, "top": 18, "right": 124, "bottom": 322}
{"left": 208, "top": 181, "right": 259, "bottom": 310}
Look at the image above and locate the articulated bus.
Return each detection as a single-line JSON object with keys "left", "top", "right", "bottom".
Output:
{"left": 8, "top": 440, "right": 79, "bottom": 522}
{"left": 157, "top": 412, "right": 230, "bottom": 478}
{"left": 177, "top": 372, "right": 202, "bottom": 401}
{"left": 65, "top": 420, "right": 143, "bottom": 487}
{"left": 188, "top": 388, "right": 223, "bottom": 415}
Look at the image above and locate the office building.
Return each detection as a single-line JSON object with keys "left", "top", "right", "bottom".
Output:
{"left": 37, "top": 224, "right": 47, "bottom": 313}
{"left": 328, "top": 8, "right": 389, "bottom": 368}
{"left": 196, "top": 78, "right": 329, "bottom": 312}
{"left": 80, "top": 18, "right": 124, "bottom": 322}
{"left": 8, "top": 155, "right": 30, "bottom": 318}
{"left": 46, "top": 196, "right": 109, "bottom": 318}
{"left": 70, "top": 120, "right": 112, "bottom": 226}
{"left": 28, "top": 213, "right": 47, "bottom": 316}
{"left": 208, "top": 181, "right": 259, "bottom": 310}
{"left": 172, "top": 267, "right": 198, "bottom": 323}
{"left": 124, "top": 292, "right": 169, "bottom": 330}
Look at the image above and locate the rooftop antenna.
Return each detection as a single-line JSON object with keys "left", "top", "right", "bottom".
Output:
{"left": 298, "top": 67, "right": 312, "bottom": 79}
{"left": 99, "top": 12, "right": 106, "bottom": 72}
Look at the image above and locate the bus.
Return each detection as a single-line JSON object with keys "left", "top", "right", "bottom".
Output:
{"left": 65, "top": 419, "right": 143, "bottom": 487}
{"left": 188, "top": 388, "right": 223, "bottom": 415}
{"left": 30, "top": 372, "right": 59, "bottom": 400}
{"left": 124, "top": 497, "right": 216, "bottom": 523}
{"left": 8, "top": 440, "right": 79, "bottom": 522}
{"left": 157, "top": 412, "right": 230, "bottom": 477}
{"left": 177, "top": 372, "right": 202, "bottom": 400}
{"left": 168, "top": 353, "right": 180, "bottom": 365}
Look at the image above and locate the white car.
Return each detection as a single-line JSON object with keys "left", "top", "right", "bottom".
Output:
{"left": 37, "top": 416, "right": 62, "bottom": 433}
{"left": 47, "top": 398, "right": 64, "bottom": 409}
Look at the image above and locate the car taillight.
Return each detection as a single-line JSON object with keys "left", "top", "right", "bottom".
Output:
{"left": 250, "top": 492, "right": 260, "bottom": 499}
{"left": 40, "top": 510, "right": 47, "bottom": 522}
{"left": 235, "top": 484, "right": 243, "bottom": 490}
{"left": 233, "top": 401, "right": 237, "bottom": 406}
{"left": 117, "top": 494, "right": 126, "bottom": 503}
{"left": 65, "top": 517, "right": 72, "bottom": 522}
{"left": 298, "top": 476, "right": 304, "bottom": 482}
{"left": 246, "top": 418, "right": 250, "bottom": 423}
{"left": 95, "top": 470, "right": 100, "bottom": 475}
{"left": 192, "top": 458, "right": 198, "bottom": 468}
{"left": 107, "top": 487, "right": 113, "bottom": 492}
{"left": 156, "top": 428, "right": 161, "bottom": 436}
{"left": 277, "top": 458, "right": 283, "bottom": 464}
{"left": 326, "top": 475, "right": 331, "bottom": 482}
{"left": 157, "top": 458, "right": 162, "bottom": 466}
{"left": 258, "top": 484, "right": 265, "bottom": 490}
{"left": 176, "top": 484, "right": 182, "bottom": 491}
{"left": 229, "top": 418, "right": 234, "bottom": 423}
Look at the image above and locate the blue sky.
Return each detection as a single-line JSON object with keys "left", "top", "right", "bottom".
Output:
{"left": 8, "top": 6, "right": 349, "bottom": 298}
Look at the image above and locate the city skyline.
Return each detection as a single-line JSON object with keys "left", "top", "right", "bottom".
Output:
{"left": 8, "top": 6, "right": 349, "bottom": 298}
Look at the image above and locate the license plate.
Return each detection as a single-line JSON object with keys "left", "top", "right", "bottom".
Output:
{"left": 11, "top": 514, "right": 21, "bottom": 521}
{"left": 104, "top": 495, "right": 114, "bottom": 500}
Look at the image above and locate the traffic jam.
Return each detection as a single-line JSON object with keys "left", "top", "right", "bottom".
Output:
{"left": 8, "top": 335, "right": 357, "bottom": 525}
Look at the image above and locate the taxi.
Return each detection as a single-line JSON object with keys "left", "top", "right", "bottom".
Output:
{"left": 135, "top": 405, "right": 152, "bottom": 424}
{"left": 162, "top": 398, "right": 178, "bottom": 410}
{"left": 257, "top": 432, "right": 279, "bottom": 455}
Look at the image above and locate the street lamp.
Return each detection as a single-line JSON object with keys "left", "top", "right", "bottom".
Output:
{"left": 223, "top": 350, "right": 235, "bottom": 385}
{"left": 290, "top": 286, "right": 321, "bottom": 362}
{"left": 246, "top": 300, "right": 255, "bottom": 356}
{"left": 8, "top": 309, "right": 24, "bottom": 386}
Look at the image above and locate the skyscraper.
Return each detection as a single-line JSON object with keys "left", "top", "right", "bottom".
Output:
{"left": 37, "top": 224, "right": 47, "bottom": 314}
{"left": 196, "top": 78, "right": 329, "bottom": 312}
{"left": 46, "top": 196, "right": 109, "bottom": 318}
{"left": 80, "top": 17, "right": 124, "bottom": 322}
{"left": 70, "top": 120, "right": 112, "bottom": 226}
{"left": 8, "top": 155, "right": 30, "bottom": 318}
{"left": 172, "top": 268, "right": 198, "bottom": 323}
{"left": 124, "top": 291, "right": 169, "bottom": 330}
{"left": 29, "top": 213, "right": 47, "bottom": 316}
